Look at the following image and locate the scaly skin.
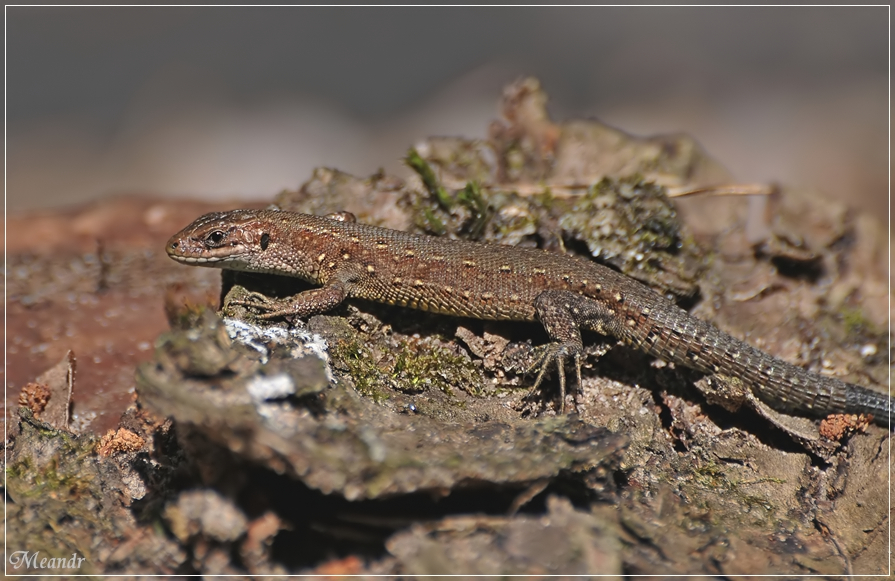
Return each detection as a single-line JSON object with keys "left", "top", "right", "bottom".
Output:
{"left": 167, "top": 209, "right": 892, "bottom": 425}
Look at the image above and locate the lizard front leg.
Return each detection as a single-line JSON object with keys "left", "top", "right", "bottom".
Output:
{"left": 231, "top": 282, "right": 348, "bottom": 319}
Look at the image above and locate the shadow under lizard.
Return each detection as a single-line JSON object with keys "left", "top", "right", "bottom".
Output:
{"left": 166, "top": 208, "right": 892, "bottom": 427}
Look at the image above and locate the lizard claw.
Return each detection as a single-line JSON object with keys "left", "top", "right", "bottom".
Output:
{"left": 525, "top": 342, "right": 583, "bottom": 413}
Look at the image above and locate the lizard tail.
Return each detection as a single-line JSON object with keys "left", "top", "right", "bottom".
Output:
{"left": 623, "top": 298, "right": 894, "bottom": 427}
{"left": 845, "top": 384, "right": 893, "bottom": 427}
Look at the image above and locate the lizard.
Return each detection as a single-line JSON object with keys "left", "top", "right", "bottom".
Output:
{"left": 166, "top": 208, "right": 892, "bottom": 427}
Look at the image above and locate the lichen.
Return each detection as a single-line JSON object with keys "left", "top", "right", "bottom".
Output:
{"left": 560, "top": 176, "right": 704, "bottom": 297}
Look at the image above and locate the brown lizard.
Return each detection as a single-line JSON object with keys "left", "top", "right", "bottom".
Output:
{"left": 166, "top": 208, "right": 892, "bottom": 426}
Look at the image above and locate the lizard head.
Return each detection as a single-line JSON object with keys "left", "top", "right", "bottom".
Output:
{"left": 167, "top": 209, "right": 267, "bottom": 267}
{"left": 167, "top": 209, "right": 335, "bottom": 282}
{"left": 167, "top": 209, "right": 310, "bottom": 276}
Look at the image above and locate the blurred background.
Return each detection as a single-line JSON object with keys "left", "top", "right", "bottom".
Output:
{"left": 7, "top": 6, "right": 888, "bottom": 221}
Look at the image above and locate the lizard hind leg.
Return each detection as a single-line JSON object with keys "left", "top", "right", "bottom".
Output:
{"left": 528, "top": 290, "right": 592, "bottom": 413}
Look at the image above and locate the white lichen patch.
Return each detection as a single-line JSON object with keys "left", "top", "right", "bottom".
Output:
{"left": 246, "top": 373, "right": 295, "bottom": 402}
{"left": 222, "top": 317, "right": 333, "bottom": 382}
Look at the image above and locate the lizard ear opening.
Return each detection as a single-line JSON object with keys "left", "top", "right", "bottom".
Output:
{"left": 260, "top": 233, "right": 270, "bottom": 250}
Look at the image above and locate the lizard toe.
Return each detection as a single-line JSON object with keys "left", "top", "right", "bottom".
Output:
{"left": 524, "top": 342, "right": 582, "bottom": 413}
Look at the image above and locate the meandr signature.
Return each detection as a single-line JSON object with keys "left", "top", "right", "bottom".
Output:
{"left": 8, "top": 550, "right": 86, "bottom": 570}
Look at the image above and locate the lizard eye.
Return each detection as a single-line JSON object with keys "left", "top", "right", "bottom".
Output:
{"left": 205, "top": 230, "right": 226, "bottom": 247}
{"left": 260, "top": 233, "right": 270, "bottom": 250}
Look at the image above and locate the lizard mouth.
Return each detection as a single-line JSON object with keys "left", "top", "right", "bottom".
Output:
{"left": 166, "top": 237, "right": 249, "bottom": 264}
{"left": 167, "top": 254, "right": 224, "bottom": 264}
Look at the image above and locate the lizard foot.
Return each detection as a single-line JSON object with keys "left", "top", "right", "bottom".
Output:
{"left": 524, "top": 342, "right": 583, "bottom": 414}
{"left": 230, "top": 292, "right": 298, "bottom": 319}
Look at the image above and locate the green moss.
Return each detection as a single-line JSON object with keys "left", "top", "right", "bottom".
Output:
{"left": 329, "top": 335, "right": 485, "bottom": 402}
{"left": 20, "top": 460, "right": 90, "bottom": 500}
{"left": 421, "top": 206, "right": 446, "bottom": 236}
{"left": 456, "top": 182, "right": 490, "bottom": 238}
{"left": 405, "top": 148, "right": 499, "bottom": 240}
{"left": 7, "top": 412, "right": 103, "bottom": 522}
{"left": 392, "top": 340, "right": 483, "bottom": 397}
{"left": 7, "top": 455, "right": 33, "bottom": 479}
{"left": 690, "top": 459, "right": 727, "bottom": 489}
{"left": 330, "top": 337, "right": 389, "bottom": 403}
{"left": 405, "top": 148, "right": 453, "bottom": 211}
{"left": 9, "top": 432, "right": 98, "bottom": 502}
